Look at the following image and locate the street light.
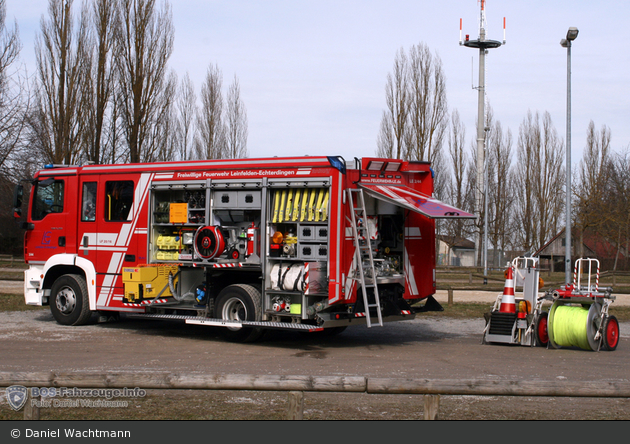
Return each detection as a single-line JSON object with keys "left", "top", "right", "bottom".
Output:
{"left": 561, "top": 27, "right": 578, "bottom": 285}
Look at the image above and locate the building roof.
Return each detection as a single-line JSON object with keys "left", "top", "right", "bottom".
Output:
{"left": 534, "top": 227, "right": 626, "bottom": 260}
{"left": 438, "top": 235, "right": 475, "bottom": 250}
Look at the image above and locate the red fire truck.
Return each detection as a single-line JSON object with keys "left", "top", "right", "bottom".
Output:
{"left": 13, "top": 156, "right": 474, "bottom": 341}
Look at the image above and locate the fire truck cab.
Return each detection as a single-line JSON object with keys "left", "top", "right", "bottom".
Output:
{"left": 13, "top": 156, "right": 474, "bottom": 341}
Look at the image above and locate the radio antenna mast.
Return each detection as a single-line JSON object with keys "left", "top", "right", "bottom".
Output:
{"left": 460, "top": 0, "right": 505, "bottom": 275}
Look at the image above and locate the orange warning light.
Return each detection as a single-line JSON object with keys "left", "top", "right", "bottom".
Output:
{"left": 272, "top": 231, "right": 284, "bottom": 244}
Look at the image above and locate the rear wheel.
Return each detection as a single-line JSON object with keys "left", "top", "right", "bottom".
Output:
{"left": 215, "top": 284, "right": 263, "bottom": 342}
{"left": 49, "top": 274, "right": 92, "bottom": 326}
{"left": 602, "top": 315, "right": 619, "bottom": 351}
{"left": 535, "top": 311, "right": 549, "bottom": 347}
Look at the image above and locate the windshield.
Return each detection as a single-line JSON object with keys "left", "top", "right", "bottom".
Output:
{"left": 31, "top": 179, "right": 64, "bottom": 221}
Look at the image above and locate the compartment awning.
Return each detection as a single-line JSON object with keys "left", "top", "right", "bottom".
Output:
{"left": 359, "top": 184, "right": 476, "bottom": 219}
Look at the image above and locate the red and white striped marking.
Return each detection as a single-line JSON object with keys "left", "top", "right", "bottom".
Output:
{"left": 123, "top": 298, "right": 170, "bottom": 307}
{"left": 210, "top": 263, "right": 243, "bottom": 268}
{"left": 499, "top": 266, "right": 516, "bottom": 314}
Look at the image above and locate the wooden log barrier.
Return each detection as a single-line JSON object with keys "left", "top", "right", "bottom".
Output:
{"left": 0, "top": 372, "right": 366, "bottom": 393}
{"left": 3, "top": 372, "right": 630, "bottom": 420}
{"left": 367, "top": 378, "right": 630, "bottom": 398}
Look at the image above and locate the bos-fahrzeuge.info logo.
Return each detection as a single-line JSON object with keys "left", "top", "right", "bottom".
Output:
{"left": 6, "top": 386, "right": 28, "bottom": 411}
{"left": 4, "top": 385, "right": 147, "bottom": 411}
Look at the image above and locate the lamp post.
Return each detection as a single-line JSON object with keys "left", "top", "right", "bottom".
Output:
{"left": 561, "top": 27, "right": 578, "bottom": 285}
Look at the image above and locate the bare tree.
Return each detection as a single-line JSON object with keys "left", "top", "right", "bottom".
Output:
{"left": 486, "top": 119, "right": 514, "bottom": 265}
{"left": 175, "top": 72, "right": 197, "bottom": 161}
{"left": 574, "top": 120, "right": 612, "bottom": 255}
{"left": 83, "top": 0, "right": 117, "bottom": 164}
{"left": 376, "top": 48, "right": 408, "bottom": 159}
{"left": 377, "top": 42, "right": 448, "bottom": 200}
{"left": 0, "top": 0, "right": 29, "bottom": 179}
{"left": 146, "top": 69, "right": 176, "bottom": 163}
{"left": 104, "top": 79, "right": 124, "bottom": 163}
{"left": 405, "top": 43, "right": 448, "bottom": 164}
{"left": 116, "top": 0, "right": 175, "bottom": 163}
{"left": 224, "top": 75, "right": 248, "bottom": 159}
{"left": 194, "top": 63, "right": 224, "bottom": 159}
{"left": 443, "top": 109, "right": 470, "bottom": 240}
{"left": 513, "top": 110, "right": 565, "bottom": 253}
{"left": 377, "top": 43, "right": 448, "bottom": 165}
{"left": 606, "top": 149, "right": 630, "bottom": 270}
{"left": 30, "top": 0, "right": 91, "bottom": 165}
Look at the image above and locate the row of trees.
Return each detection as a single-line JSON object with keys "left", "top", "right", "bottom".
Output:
{"left": 377, "top": 42, "right": 630, "bottom": 269}
{"left": 0, "top": 0, "right": 248, "bottom": 184}
{"left": 0, "top": 0, "right": 249, "bottom": 254}
{"left": 0, "top": 3, "right": 626, "bottom": 266}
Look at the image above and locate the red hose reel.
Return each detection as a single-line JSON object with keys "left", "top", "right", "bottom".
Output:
{"left": 194, "top": 226, "right": 226, "bottom": 259}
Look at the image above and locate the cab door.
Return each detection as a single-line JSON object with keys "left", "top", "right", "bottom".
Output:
{"left": 92, "top": 173, "right": 154, "bottom": 309}
{"left": 77, "top": 177, "right": 99, "bottom": 266}
{"left": 25, "top": 176, "right": 70, "bottom": 263}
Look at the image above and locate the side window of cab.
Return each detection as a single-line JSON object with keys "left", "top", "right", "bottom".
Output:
{"left": 105, "top": 181, "right": 134, "bottom": 222}
{"left": 32, "top": 179, "right": 64, "bottom": 221}
{"left": 81, "top": 182, "right": 97, "bottom": 222}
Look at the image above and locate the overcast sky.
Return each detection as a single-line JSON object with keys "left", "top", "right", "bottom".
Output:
{"left": 6, "top": 0, "right": 630, "bottom": 166}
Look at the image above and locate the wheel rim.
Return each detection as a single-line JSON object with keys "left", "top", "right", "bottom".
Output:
{"left": 606, "top": 318, "right": 619, "bottom": 349}
{"left": 55, "top": 286, "right": 77, "bottom": 314}
{"left": 537, "top": 316, "right": 548, "bottom": 344}
{"left": 221, "top": 297, "right": 248, "bottom": 329}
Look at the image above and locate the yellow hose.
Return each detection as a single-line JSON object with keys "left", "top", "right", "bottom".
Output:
{"left": 549, "top": 304, "right": 591, "bottom": 350}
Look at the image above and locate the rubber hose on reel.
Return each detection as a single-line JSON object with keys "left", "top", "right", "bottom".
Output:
{"left": 548, "top": 302, "right": 602, "bottom": 351}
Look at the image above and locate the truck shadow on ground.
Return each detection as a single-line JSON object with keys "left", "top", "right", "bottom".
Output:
{"left": 28, "top": 309, "right": 483, "bottom": 351}
{"left": 100, "top": 313, "right": 478, "bottom": 348}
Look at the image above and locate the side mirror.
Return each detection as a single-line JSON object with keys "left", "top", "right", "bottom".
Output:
{"left": 12, "top": 184, "right": 23, "bottom": 218}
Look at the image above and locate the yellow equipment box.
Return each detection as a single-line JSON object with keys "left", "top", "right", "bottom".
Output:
{"left": 122, "top": 265, "right": 179, "bottom": 302}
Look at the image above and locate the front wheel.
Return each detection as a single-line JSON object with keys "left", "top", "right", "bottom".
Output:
{"left": 49, "top": 274, "right": 92, "bottom": 326}
{"left": 215, "top": 284, "right": 263, "bottom": 342}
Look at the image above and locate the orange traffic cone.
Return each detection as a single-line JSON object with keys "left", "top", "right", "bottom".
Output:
{"left": 499, "top": 266, "right": 516, "bottom": 313}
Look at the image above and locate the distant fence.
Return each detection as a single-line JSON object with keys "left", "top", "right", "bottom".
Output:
{"left": 0, "top": 254, "right": 15, "bottom": 265}
{"left": 2, "top": 372, "right": 630, "bottom": 420}
{"left": 436, "top": 266, "right": 630, "bottom": 294}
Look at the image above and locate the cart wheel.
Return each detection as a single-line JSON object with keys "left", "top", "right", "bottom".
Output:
{"left": 602, "top": 315, "right": 620, "bottom": 351}
{"left": 535, "top": 311, "right": 549, "bottom": 347}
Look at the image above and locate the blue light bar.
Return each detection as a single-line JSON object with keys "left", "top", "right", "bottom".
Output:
{"left": 327, "top": 156, "right": 346, "bottom": 174}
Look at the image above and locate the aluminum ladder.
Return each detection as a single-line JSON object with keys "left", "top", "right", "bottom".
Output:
{"left": 348, "top": 188, "right": 383, "bottom": 327}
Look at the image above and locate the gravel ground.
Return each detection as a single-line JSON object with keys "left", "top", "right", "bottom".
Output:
{"left": 1, "top": 276, "right": 629, "bottom": 421}
{"left": 0, "top": 307, "right": 629, "bottom": 420}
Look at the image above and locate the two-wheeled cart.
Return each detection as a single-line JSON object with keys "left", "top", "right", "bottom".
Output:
{"left": 483, "top": 257, "right": 619, "bottom": 351}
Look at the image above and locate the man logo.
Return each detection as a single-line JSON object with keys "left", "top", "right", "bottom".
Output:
{"left": 6, "top": 385, "right": 28, "bottom": 411}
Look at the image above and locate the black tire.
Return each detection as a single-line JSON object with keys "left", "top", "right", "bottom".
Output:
{"left": 215, "top": 284, "right": 264, "bottom": 343}
{"left": 535, "top": 311, "right": 549, "bottom": 348}
{"left": 602, "top": 315, "right": 620, "bottom": 351}
{"left": 49, "top": 274, "right": 92, "bottom": 326}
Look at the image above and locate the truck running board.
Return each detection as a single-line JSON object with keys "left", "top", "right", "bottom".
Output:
{"left": 126, "top": 313, "right": 324, "bottom": 332}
